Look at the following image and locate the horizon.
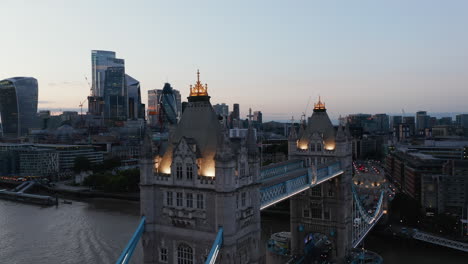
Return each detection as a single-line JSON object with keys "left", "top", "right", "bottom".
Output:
{"left": 2, "top": 0, "right": 468, "bottom": 121}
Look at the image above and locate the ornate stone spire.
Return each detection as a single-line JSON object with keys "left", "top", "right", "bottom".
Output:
{"left": 215, "top": 130, "right": 234, "bottom": 162}
{"left": 336, "top": 123, "right": 346, "bottom": 142}
{"left": 246, "top": 124, "right": 258, "bottom": 156}
{"left": 313, "top": 96, "right": 326, "bottom": 112}
{"left": 189, "top": 69, "right": 209, "bottom": 97}
{"left": 142, "top": 128, "right": 153, "bottom": 159}
{"left": 344, "top": 122, "right": 352, "bottom": 140}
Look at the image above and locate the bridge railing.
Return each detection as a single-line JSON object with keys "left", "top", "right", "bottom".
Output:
{"left": 205, "top": 227, "right": 224, "bottom": 264}
{"left": 260, "top": 160, "right": 304, "bottom": 182}
{"left": 260, "top": 172, "right": 311, "bottom": 210}
{"left": 412, "top": 230, "right": 468, "bottom": 252}
{"left": 315, "top": 161, "right": 341, "bottom": 184}
{"left": 351, "top": 186, "right": 385, "bottom": 248}
{"left": 116, "top": 216, "right": 145, "bottom": 264}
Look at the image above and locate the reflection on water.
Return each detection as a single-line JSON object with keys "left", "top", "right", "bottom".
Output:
{"left": 0, "top": 199, "right": 142, "bottom": 264}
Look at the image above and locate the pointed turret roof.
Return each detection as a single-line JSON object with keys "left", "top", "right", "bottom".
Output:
{"left": 288, "top": 124, "right": 297, "bottom": 141}
{"left": 336, "top": 123, "right": 346, "bottom": 142}
{"left": 159, "top": 71, "right": 221, "bottom": 176}
{"left": 299, "top": 97, "right": 336, "bottom": 149}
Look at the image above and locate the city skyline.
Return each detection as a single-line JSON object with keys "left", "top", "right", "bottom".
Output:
{"left": 2, "top": 0, "right": 468, "bottom": 121}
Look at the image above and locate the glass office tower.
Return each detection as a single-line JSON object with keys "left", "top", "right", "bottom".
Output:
{"left": 160, "top": 83, "right": 179, "bottom": 126}
{"left": 0, "top": 77, "right": 38, "bottom": 137}
{"left": 126, "top": 74, "right": 144, "bottom": 120}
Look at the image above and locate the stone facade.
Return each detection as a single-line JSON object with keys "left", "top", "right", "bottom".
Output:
{"left": 288, "top": 99, "right": 353, "bottom": 262}
{"left": 140, "top": 72, "right": 262, "bottom": 264}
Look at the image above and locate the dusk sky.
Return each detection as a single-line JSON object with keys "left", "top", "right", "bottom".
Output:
{"left": 2, "top": 0, "right": 468, "bottom": 121}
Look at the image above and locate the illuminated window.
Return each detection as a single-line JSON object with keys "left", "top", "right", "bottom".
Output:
{"left": 166, "top": 191, "right": 173, "bottom": 206}
{"left": 176, "top": 163, "right": 183, "bottom": 179}
{"left": 160, "top": 247, "right": 168, "bottom": 262}
{"left": 186, "top": 164, "right": 193, "bottom": 180}
{"left": 177, "top": 243, "right": 193, "bottom": 264}
{"left": 186, "top": 193, "right": 193, "bottom": 208}
{"left": 176, "top": 192, "right": 183, "bottom": 207}
{"left": 196, "top": 194, "right": 204, "bottom": 209}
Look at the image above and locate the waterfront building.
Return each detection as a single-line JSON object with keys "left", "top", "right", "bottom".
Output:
{"left": 0, "top": 77, "right": 38, "bottom": 137}
{"left": 140, "top": 71, "right": 262, "bottom": 263}
{"left": 0, "top": 146, "right": 58, "bottom": 178}
{"left": 0, "top": 143, "right": 103, "bottom": 173}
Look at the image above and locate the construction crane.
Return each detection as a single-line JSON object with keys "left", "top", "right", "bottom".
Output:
{"left": 79, "top": 98, "right": 87, "bottom": 116}
{"left": 84, "top": 76, "right": 92, "bottom": 95}
{"left": 301, "top": 96, "right": 312, "bottom": 125}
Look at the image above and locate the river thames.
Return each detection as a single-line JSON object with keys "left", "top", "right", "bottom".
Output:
{"left": 0, "top": 199, "right": 466, "bottom": 264}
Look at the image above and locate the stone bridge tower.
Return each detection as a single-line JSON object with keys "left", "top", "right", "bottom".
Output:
{"left": 288, "top": 98, "right": 353, "bottom": 262}
{"left": 140, "top": 71, "right": 262, "bottom": 264}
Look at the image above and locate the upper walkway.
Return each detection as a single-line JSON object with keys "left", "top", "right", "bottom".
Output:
{"left": 259, "top": 159, "right": 344, "bottom": 210}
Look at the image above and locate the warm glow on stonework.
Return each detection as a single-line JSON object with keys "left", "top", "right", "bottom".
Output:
{"left": 200, "top": 158, "right": 215, "bottom": 177}
{"left": 325, "top": 144, "right": 335, "bottom": 151}
{"left": 298, "top": 141, "right": 308, "bottom": 150}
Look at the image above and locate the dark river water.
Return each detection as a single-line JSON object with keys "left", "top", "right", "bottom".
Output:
{"left": 0, "top": 199, "right": 466, "bottom": 264}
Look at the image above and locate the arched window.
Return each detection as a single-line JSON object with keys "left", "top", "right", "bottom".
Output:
{"left": 177, "top": 243, "right": 193, "bottom": 264}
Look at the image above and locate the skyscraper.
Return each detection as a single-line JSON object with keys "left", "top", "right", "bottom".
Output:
{"left": 91, "top": 50, "right": 124, "bottom": 97}
{"left": 0, "top": 77, "right": 38, "bottom": 137}
{"left": 147, "top": 83, "right": 181, "bottom": 129}
{"left": 103, "top": 66, "right": 127, "bottom": 120}
{"left": 126, "top": 74, "right": 145, "bottom": 120}
{"left": 147, "top": 89, "right": 163, "bottom": 127}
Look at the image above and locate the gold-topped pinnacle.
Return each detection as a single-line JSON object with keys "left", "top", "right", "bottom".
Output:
{"left": 314, "top": 96, "right": 326, "bottom": 110}
{"left": 190, "top": 69, "right": 208, "bottom": 97}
